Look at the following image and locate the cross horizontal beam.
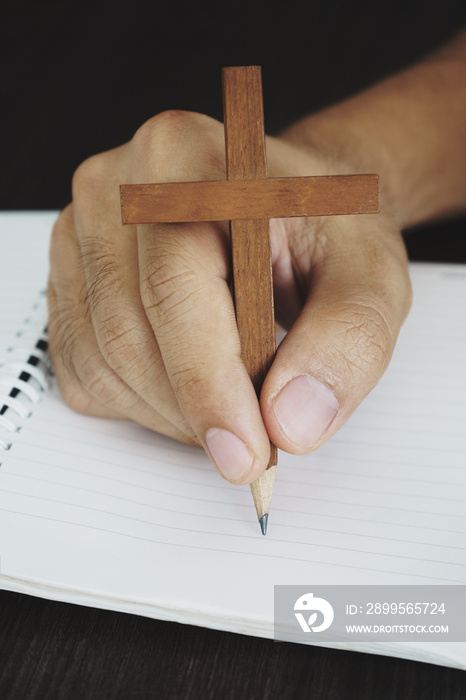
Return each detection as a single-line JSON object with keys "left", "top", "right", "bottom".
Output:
{"left": 120, "top": 174, "right": 379, "bottom": 225}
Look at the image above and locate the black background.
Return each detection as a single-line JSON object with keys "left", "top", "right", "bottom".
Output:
{"left": 2, "top": 0, "right": 466, "bottom": 260}
{"left": 2, "top": 1, "right": 466, "bottom": 698}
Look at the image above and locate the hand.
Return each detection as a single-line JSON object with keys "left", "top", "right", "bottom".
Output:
{"left": 47, "top": 110, "right": 411, "bottom": 485}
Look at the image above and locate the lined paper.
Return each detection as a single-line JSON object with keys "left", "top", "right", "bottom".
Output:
{"left": 1, "top": 213, "right": 466, "bottom": 667}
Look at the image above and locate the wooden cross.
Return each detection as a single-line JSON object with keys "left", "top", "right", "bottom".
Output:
{"left": 120, "top": 66, "right": 379, "bottom": 534}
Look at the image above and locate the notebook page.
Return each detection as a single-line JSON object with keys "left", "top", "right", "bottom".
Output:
{"left": 1, "top": 214, "right": 466, "bottom": 657}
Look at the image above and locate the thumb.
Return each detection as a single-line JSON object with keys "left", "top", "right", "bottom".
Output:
{"left": 262, "top": 220, "right": 412, "bottom": 454}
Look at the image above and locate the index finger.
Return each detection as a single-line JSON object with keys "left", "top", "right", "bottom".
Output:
{"left": 137, "top": 220, "right": 272, "bottom": 484}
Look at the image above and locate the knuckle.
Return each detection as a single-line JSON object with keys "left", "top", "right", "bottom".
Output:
{"left": 135, "top": 110, "right": 189, "bottom": 137}
{"left": 132, "top": 111, "right": 193, "bottom": 161}
{"left": 71, "top": 153, "right": 107, "bottom": 199}
{"left": 132, "top": 110, "right": 223, "bottom": 179}
{"left": 134, "top": 110, "right": 214, "bottom": 144}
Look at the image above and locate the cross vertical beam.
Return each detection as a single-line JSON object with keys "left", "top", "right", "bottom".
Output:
{"left": 222, "top": 66, "right": 277, "bottom": 469}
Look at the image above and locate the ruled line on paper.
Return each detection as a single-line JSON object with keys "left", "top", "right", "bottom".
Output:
{"left": 0, "top": 507, "right": 464, "bottom": 584}
{"left": 4, "top": 466, "right": 466, "bottom": 544}
{"left": 5, "top": 456, "right": 466, "bottom": 534}
{"left": 5, "top": 449, "right": 465, "bottom": 506}
{"left": 2, "top": 494, "right": 466, "bottom": 572}
{"left": 284, "top": 454, "right": 466, "bottom": 476}
{"left": 3, "top": 484, "right": 466, "bottom": 554}
{"left": 29, "top": 403, "right": 201, "bottom": 455}
{"left": 17, "top": 423, "right": 211, "bottom": 466}
{"left": 333, "top": 423, "right": 466, "bottom": 440}
{"left": 281, "top": 469, "right": 466, "bottom": 489}
{"left": 329, "top": 437, "right": 466, "bottom": 455}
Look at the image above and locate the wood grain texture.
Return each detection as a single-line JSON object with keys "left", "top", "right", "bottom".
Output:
{"left": 222, "top": 66, "right": 277, "bottom": 469}
{"left": 120, "top": 175, "right": 379, "bottom": 224}
{"left": 250, "top": 463, "right": 277, "bottom": 521}
{"left": 230, "top": 218, "right": 275, "bottom": 395}
{"left": 222, "top": 66, "right": 267, "bottom": 182}
{"left": 2, "top": 590, "right": 466, "bottom": 700}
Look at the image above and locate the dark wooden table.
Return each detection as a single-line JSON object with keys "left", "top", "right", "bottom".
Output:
{"left": 2, "top": 588, "right": 466, "bottom": 700}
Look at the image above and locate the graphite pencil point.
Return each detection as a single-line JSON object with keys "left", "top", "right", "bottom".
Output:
{"left": 259, "top": 513, "right": 268, "bottom": 536}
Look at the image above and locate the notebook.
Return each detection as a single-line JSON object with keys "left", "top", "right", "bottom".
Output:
{"left": 1, "top": 212, "right": 466, "bottom": 669}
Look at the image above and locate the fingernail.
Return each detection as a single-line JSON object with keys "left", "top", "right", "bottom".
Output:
{"left": 272, "top": 374, "right": 338, "bottom": 448}
{"left": 205, "top": 428, "right": 254, "bottom": 482}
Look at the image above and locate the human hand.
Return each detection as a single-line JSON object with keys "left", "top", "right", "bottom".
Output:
{"left": 47, "top": 110, "right": 411, "bottom": 485}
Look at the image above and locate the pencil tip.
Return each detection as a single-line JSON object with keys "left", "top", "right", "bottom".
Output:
{"left": 259, "top": 513, "right": 268, "bottom": 536}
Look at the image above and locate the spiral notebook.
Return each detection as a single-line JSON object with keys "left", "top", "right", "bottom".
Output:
{"left": 1, "top": 212, "right": 466, "bottom": 669}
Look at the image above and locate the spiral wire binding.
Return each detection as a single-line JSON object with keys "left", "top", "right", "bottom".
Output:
{"left": 0, "top": 293, "right": 50, "bottom": 463}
